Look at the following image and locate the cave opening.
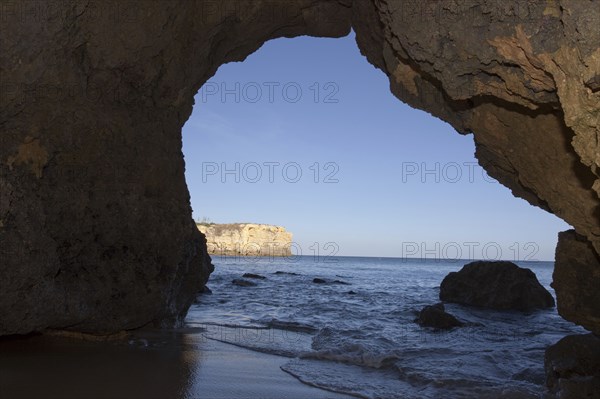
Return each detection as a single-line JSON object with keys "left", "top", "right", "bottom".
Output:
{"left": 2, "top": 1, "right": 598, "bottom": 398}
{"left": 180, "top": 31, "right": 581, "bottom": 398}
{"left": 182, "top": 30, "right": 570, "bottom": 261}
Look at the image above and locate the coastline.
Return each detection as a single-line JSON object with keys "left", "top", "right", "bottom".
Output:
{"left": 0, "top": 329, "right": 351, "bottom": 399}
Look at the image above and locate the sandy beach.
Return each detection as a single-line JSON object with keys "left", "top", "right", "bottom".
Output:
{"left": 0, "top": 329, "right": 352, "bottom": 399}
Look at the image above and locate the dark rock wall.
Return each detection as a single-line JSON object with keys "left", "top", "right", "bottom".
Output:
{"left": 1, "top": 0, "right": 598, "bottom": 335}
{"left": 545, "top": 333, "right": 600, "bottom": 398}
{"left": 554, "top": 230, "right": 600, "bottom": 335}
{"left": 0, "top": 0, "right": 352, "bottom": 336}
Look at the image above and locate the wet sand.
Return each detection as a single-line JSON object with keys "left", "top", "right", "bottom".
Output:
{"left": 0, "top": 329, "right": 352, "bottom": 399}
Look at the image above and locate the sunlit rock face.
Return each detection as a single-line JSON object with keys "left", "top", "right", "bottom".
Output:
{"left": 1, "top": 0, "right": 598, "bottom": 336}
{"left": 197, "top": 223, "right": 293, "bottom": 257}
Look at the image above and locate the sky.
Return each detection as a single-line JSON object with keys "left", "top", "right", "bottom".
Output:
{"left": 182, "top": 31, "right": 571, "bottom": 261}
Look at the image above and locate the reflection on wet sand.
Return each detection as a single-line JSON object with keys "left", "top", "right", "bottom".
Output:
{"left": 0, "top": 330, "right": 194, "bottom": 399}
{"left": 0, "top": 328, "right": 349, "bottom": 399}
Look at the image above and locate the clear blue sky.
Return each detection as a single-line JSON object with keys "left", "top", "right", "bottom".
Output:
{"left": 182, "top": 31, "right": 570, "bottom": 261}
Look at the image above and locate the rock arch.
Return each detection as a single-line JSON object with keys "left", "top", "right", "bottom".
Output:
{"left": 1, "top": 0, "right": 598, "bottom": 336}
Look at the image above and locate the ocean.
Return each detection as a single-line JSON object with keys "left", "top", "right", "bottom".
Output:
{"left": 186, "top": 256, "right": 585, "bottom": 399}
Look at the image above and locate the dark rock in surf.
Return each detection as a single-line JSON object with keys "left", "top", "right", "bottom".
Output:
{"left": 242, "top": 273, "right": 266, "bottom": 280}
{"left": 232, "top": 279, "right": 257, "bottom": 287}
{"left": 200, "top": 285, "right": 212, "bottom": 294}
{"left": 415, "top": 303, "right": 464, "bottom": 330}
{"left": 274, "top": 271, "right": 300, "bottom": 276}
{"left": 312, "top": 278, "right": 350, "bottom": 285}
{"left": 333, "top": 280, "right": 351, "bottom": 285}
{"left": 545, "top": 333, "right": 600, "bottom": 399}
{"left": 440, "top": 261, "right": 555, "bottom": 311}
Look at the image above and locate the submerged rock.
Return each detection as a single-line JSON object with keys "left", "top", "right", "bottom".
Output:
{"left": 440, "top": 261, "right": 555, "bottom": 311}
{"left": 415, "top": 303, "right": 464, "bottom": 330}
{"left": 200, "top": 285, "right": 212, "bottom": 294}
{"left": 242, "top": 273, "right": 266, "bottom": 280}
{"left": 333, "top": 280, "right": 351, "bottom": 285}
{"left": 232, "top": 279, "right": 257, "bottom": 287}
{"left": 274, "top": 271, "right": 300, "bottom": 276}
{"left": 312, "top": 278, "right": 350, "bottom": 285}
{"left": 545, "top": 333, "right": 600, "bottom": 399}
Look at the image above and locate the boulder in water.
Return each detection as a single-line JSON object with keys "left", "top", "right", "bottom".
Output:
{"left": 440, "top": 261, "right": 555, "bottom": 311}
{"left": 415, "top": 303, "right": 464, "bottom": 330}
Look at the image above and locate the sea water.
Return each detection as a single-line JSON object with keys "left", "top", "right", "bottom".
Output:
{"left": 186, "top": 256, "right": 585, "bottom": 399}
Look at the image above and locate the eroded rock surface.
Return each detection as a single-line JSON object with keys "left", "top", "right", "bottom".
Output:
{"left": 1, "top": 0, "right": 599, "bottom": 336}
{"left": 352, "top": 0, "right": 600, "bottom": 256}
{"left": 440, "top": 261, "right": 555, "bottom": 311}
{"left": 0, "top": 0, "right": 349, "bottom": 336}
{"left": 553, "top": 230, "right": 600, "bottom": 335}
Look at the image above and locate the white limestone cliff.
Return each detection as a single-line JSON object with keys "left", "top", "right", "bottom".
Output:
{"left": 197, "top": 223, "right": 293, "bottom": 257}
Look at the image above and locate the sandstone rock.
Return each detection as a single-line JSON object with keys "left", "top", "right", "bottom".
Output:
{"left": 553, "top": 230, "right": 600, "bottom": 335}
{"left": 197, "top": 223, "right": 292, "bottom": 257}
{"left": 1, "top": 0, "right": 599, "bottom": 336}
{"left": 440, "top": 261, "right": 555, "bottom": 311}
{"left": 415, "top": 303, "right": 465, "bottom": 330}
{"left": 232, "top": 279, "right": 257, "bottom": 287}
{"left": 242, "top": 273, "right": 267, "bottom": 280}
{"left": 545, "top": 334, "right": 600, "bottom": 399}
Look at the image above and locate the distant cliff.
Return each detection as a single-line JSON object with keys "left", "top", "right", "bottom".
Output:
{"left": 196, "top": 223, "right": 293, "bottom": 257}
